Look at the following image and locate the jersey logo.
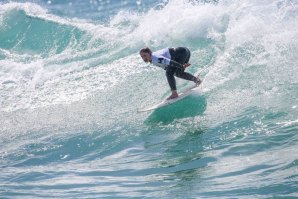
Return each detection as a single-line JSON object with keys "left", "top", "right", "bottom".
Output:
{"left": 158, "top": 58, "right": 164, "bottom": 64}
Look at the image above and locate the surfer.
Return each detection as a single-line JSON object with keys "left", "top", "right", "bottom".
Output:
{"left": 139, "top": 47, "right": 201, "bottom": 100}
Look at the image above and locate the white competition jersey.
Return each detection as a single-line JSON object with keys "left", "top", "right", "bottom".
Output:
{"left": 151, "top": 48, "right": 172, "bottom": 70}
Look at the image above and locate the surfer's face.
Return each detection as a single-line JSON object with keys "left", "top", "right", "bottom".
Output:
{"left": 140, "top": 52, "right": 151, "bottom": 63}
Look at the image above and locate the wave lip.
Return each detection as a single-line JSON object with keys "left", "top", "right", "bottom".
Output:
{"left": 0, "top": 0, "right": 298, "bottom": 198}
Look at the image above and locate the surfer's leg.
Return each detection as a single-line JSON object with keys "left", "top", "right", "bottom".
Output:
{"left": 175, "top": 69, "right": 197, "bottom": 82}
{"left": 174, "top": 48, "right": 201, "bottom": 85}
{"left": 175, "top": 69, "right": 201, "bottom": 86}
{"left": 166, "top": 66, "right": 177, "bottom": 91}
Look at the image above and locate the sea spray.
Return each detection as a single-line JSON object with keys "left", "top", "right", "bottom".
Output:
{"left": 0, "top": 0, "right": 297, "bottom": 198}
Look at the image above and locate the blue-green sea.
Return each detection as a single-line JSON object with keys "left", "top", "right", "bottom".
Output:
{"left": 0, "top": 0, "right": 297, "bottom": 198}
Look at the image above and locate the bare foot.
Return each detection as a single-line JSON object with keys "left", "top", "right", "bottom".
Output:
{"left": 195, "top": 78, "right": 202, "bottom": 86}
{"left": 167, "top": 93, "right": 179, "bottom": 100}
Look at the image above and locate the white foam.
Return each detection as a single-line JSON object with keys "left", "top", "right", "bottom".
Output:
{"left": 125, "top": 0, "right": 227, "bottom": 47}
{"left": 0, "top": 0, "right": 297, "bottom": 122}
{"left": 204, "top": 0, "right": 298, "bottom": 89}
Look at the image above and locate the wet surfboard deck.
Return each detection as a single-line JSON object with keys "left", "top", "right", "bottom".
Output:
{"left": 138, "top": 85, "right": 200, "bottom": 112}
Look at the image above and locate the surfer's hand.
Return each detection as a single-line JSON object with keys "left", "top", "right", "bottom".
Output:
{"left": 183, "top": 63, "right": 191, "bottom": 68}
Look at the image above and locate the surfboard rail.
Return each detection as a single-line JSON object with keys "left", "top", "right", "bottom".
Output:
{"left": 138, "top": 85, "right": 199, "bottom": 112}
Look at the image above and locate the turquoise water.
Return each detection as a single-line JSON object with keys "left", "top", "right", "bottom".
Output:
{"left": 0, "top": 0, "right": 297, "bottom": 198}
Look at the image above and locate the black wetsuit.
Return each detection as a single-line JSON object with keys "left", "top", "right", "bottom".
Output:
{"left": 151, "top": 47, "right": 196, "bottom": 91}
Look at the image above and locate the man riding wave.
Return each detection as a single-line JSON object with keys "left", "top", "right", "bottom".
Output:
{"left": 140, "top": 47, "right": 201, "bottom": 100}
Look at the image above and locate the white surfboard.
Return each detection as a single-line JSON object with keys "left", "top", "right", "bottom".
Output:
{"left": 138, "top": 84, "right": 200, "bottom": 112}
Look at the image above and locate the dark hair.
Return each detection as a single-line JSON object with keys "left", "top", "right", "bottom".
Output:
{"left": 139, "top": 47, "right": 152, "bottom": 54}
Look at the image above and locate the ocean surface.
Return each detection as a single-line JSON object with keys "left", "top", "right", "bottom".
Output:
{"left": 0, "top": 0, "right": 297, "bottom": 198}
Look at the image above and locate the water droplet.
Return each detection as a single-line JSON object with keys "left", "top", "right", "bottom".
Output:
{"left": 136, "top": 0, "right": 142, "bottom": 6}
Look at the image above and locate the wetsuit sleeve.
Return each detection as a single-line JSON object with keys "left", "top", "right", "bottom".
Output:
{"left": 152, "top": 55, "right": 184, "bottom": 70}
{"left": 169, "top": 60, "right": 184, "bottom": 70}
{"left": 156, "top": 56, "right": 184, "bottom": 70}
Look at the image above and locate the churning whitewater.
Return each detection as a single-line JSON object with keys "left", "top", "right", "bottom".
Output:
{"left": 0, "top": 0, "right": 297, "bottom": 198}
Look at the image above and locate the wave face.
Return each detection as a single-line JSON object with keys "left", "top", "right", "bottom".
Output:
{"left": 1, "top": 0, "right": 297, "bottom": 198}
